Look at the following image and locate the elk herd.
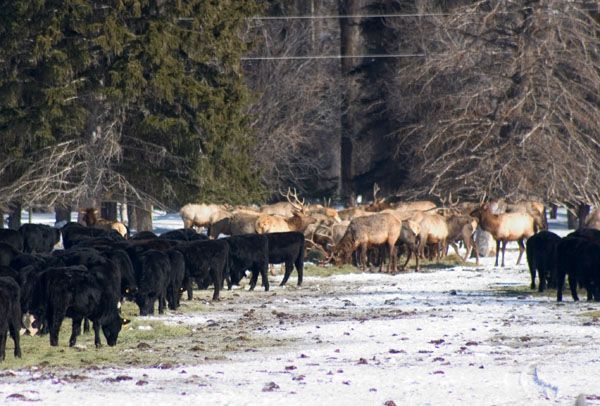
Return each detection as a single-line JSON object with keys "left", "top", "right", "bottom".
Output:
{"left": 2, "top": 186, "right": 600, "bottom": 364}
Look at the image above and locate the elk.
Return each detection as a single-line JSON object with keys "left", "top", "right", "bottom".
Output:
{"left": 583, "top": 208, "right": 600, "bottom": 230}
{"left": 419, "top": 213, "right": 449, "bottom": 260}
{"left": 396, "top": 220, "right": 421, "bottom": 271}
{"left": 80, "top": 208, "right": 128, "bottom": 238}
{"left": 445, "top": 214, "right": 479, "bottom": 264}
{"left": 471, "top": 203, "right": 535, "bottom": 267}
{"left": 255, "top": 212, "right": 317, "bottom": 234}
{"left": 179, "top": 203, "right": 230, "bottom": 230}
{"left": 332, "top": 213, "right": 402, "bottom": 273}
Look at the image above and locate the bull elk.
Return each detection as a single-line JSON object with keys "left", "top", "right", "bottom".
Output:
{"left": 471, "top": 203, "right": 535, "bottom": 267}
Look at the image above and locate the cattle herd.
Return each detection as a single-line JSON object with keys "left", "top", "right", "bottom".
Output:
{"left": 0, "top": 192, "right": 598, "bottom": 365}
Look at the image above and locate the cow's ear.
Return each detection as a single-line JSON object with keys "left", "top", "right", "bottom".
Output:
{"left": 121, "top": 318, "right": 131, "bottom": 326}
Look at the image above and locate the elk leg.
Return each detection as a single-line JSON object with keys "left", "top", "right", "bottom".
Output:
{"left": 501, "top": 240, "right": 507, "bottom": 267}
{"left": 360, "top": 244, "right": 368, "bottom": 272}
{"left": 494, "top": 240, "right": 501, "bottom": 267}
{"left": 516, "top": 238, "right": 525, "bottom": 265}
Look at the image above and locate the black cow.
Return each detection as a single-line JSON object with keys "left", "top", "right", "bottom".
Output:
{"left": 526, "top": 230, "right": 562, "bottom": 291}
{"left": 30, "top": 264, "right": 124, "bottom": 347}
{"left": 0, "top": 243, "right": 21, "bottom": 267}
{"left": 134, "top": 249, "right": 169, "bottom": 316}
{"left": 61, "top": 223, "right": 123, "bottom": 250}
{"left": 556, "top": 237, "right": 600, "bottom": 302}
{"left": 160, "top": 229, "right": 208, "bottom": 242}
{"left": 175, "top": 239, "right": 228, "bottom": 301}
{"left": 19, "top": 224, "right": 60, "bottom": 253}
{"left": 0, "top": 276, "right": 21, "bottom": 361}
{"left": 265, "top": 232, "right": 305, "bottom": 287}
{"left": 224, "top": 234, "right": 269, "bottom": 291}
{"left": 131, "top": 231, "right": 158, "bottom": 240}
{"left": 0, "top": 229, "right": 24, "bottom": 252}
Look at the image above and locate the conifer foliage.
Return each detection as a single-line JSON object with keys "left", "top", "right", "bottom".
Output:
{"left": 0, "top": 0, "right": 266, "bottom": 209}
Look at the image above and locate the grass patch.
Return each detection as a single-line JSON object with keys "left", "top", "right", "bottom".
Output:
{"left": 304, "top": 263, "right": 362, "bottom": 277}
{"left": 580, "top": 310, "right": 600, "bottom": 318}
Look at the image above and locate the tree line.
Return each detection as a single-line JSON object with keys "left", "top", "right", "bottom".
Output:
{"left": 1, "top": 0, "right": 600, "bottom": 229}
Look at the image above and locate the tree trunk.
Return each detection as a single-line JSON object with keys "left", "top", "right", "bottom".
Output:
{"left": 7, "top": 202, "right": 21, "bottom": 230}
{"left": 120, "top": 203, "right": 128, "bottom": 224}
{"left": 132, "top": 203, "right": 153, "bottom": 232}
{"left": 338, "top": 0, "right": 362, "bottom": 200}
{"left": 577, "top": 203, "right": 590, "bottom": 228}
{"left": 550, "top": 203, "right": 558, "bottom": 219}
{"left": 567, "top": 206, "right": 578, "bottom": 229}
{"left": 55, "top": 205, "right": 72, "bottom": 224}
{"left": 101, "top": 202, "right": 118, "bottom": 221}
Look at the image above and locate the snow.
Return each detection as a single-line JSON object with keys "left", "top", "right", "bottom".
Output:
{"left": 2, "top": 209, "right": 600, "bottom": 405}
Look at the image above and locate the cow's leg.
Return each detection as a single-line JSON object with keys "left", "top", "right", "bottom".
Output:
{"left": 249, "top": 268, "right": 259, "bottom": 291}
{"left": 568, "top": 274, "right": 579, "bottom": 301}
{"left": 48, "top": 303, "right": 65, "bottom": 347}
{"left": 158, "top": 294, "right": 166, "bottom": 315}
{"left": 0, "top": 332, "right": 6, "bottom": 361}
{"left": 280, "top": 261, "right": 293, "bottom": 287}
{"left": 9, "top": 313, "right": 21, "bottom": 358}
{"left": 83, "top": 318, "right": 90, "bottom": 333}
{"left": 295, "top": 254, "right": 304, "bottom": 287}
{"left": 556, "top": 267, "right": 565, "bottom": 302}
{"left": 69, "top": 317, "right": 83, "bottom": 347}
{"left": 209, "top": 266, "right": 221, "bottom": 300}
{"left": 93, "top": 321, "right": 102, "bottom": 348}
{"left": 516, "top": 239, "right": 525, "bottom": 265}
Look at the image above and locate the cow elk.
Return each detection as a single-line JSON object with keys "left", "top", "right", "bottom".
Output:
{"left": 471, "top": 203, "right": 535, "bottom": 267}
{"left": 180, "top": 203, "right": 230, "bottom": 231}
{"left": 445, "top": 215, "right": 479, "bottom": 264}
{"left": 333, "top": 213, "right": 402, "bottom": 273}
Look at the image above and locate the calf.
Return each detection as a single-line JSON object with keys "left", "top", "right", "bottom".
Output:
{"left": 556, "top": 237, "right": 600, "bottom": 302}
{"left": 174, "top": 239, "right": 229, "bottom": 300}
{"left": 223, "top": 234, "right": 269, "bottom": 291}
{"left": 19, "top": 224, "right": 60, "bottom": 253}
{"left": 526, "top": 230, "right": 561, "bottom": 291}
{"left": 0, "top": 276, "right": 21, "bottom": 361}
{"left": 265, "top": 232, "right": 305, "bottom": 287}
{"left": 30, "top": 263, "right": 124, "bottom": 347}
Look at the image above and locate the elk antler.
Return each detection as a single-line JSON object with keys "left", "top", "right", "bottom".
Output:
{"left": 373, "top": 183, "right": 381, "bottom": 203}
{"left": 285, "top": 187, "right": 305, "bottom": 212}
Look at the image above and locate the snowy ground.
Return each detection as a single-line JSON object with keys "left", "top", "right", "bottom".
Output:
{"left": 1, "top": 210, "right": 600, "bottom": 405}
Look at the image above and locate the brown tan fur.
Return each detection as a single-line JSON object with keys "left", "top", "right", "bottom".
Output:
{"left": 471, "top": 203, "right": 535, "bottom": 267}
{"left": 445, "top": 215, "right": 479, "bottom": 264}
{"left": 179, "top": 203, "right": 230, "bottom": 230}
{"left": 584, "top": 208, "right": 600, "bottom": 230}
{"left": 416, "top": 213, "right": 449, "bottom": 260}
{"left": 333, "top": 213, "right": 401, "bottom": 273}
{"left": 255, "top": 212, "right": 317, "bottom": 234}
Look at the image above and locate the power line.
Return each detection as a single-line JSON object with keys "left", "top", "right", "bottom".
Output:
{"left": 248, "top": 8, "right": 598, "bottom": 21}
{"left": 241, "top": 53, "right": 426, "bottom": 61}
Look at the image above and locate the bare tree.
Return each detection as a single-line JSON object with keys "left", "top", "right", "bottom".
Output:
{"left": 385, "top": 0, "right": 600, "bottom": 204}
{"left": 244, "top": 1, "right": 343, "bottom": 197}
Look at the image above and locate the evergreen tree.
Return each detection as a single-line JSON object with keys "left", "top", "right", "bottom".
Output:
{"left": 0, "top": 0, "right": 267, "bottom": 208}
